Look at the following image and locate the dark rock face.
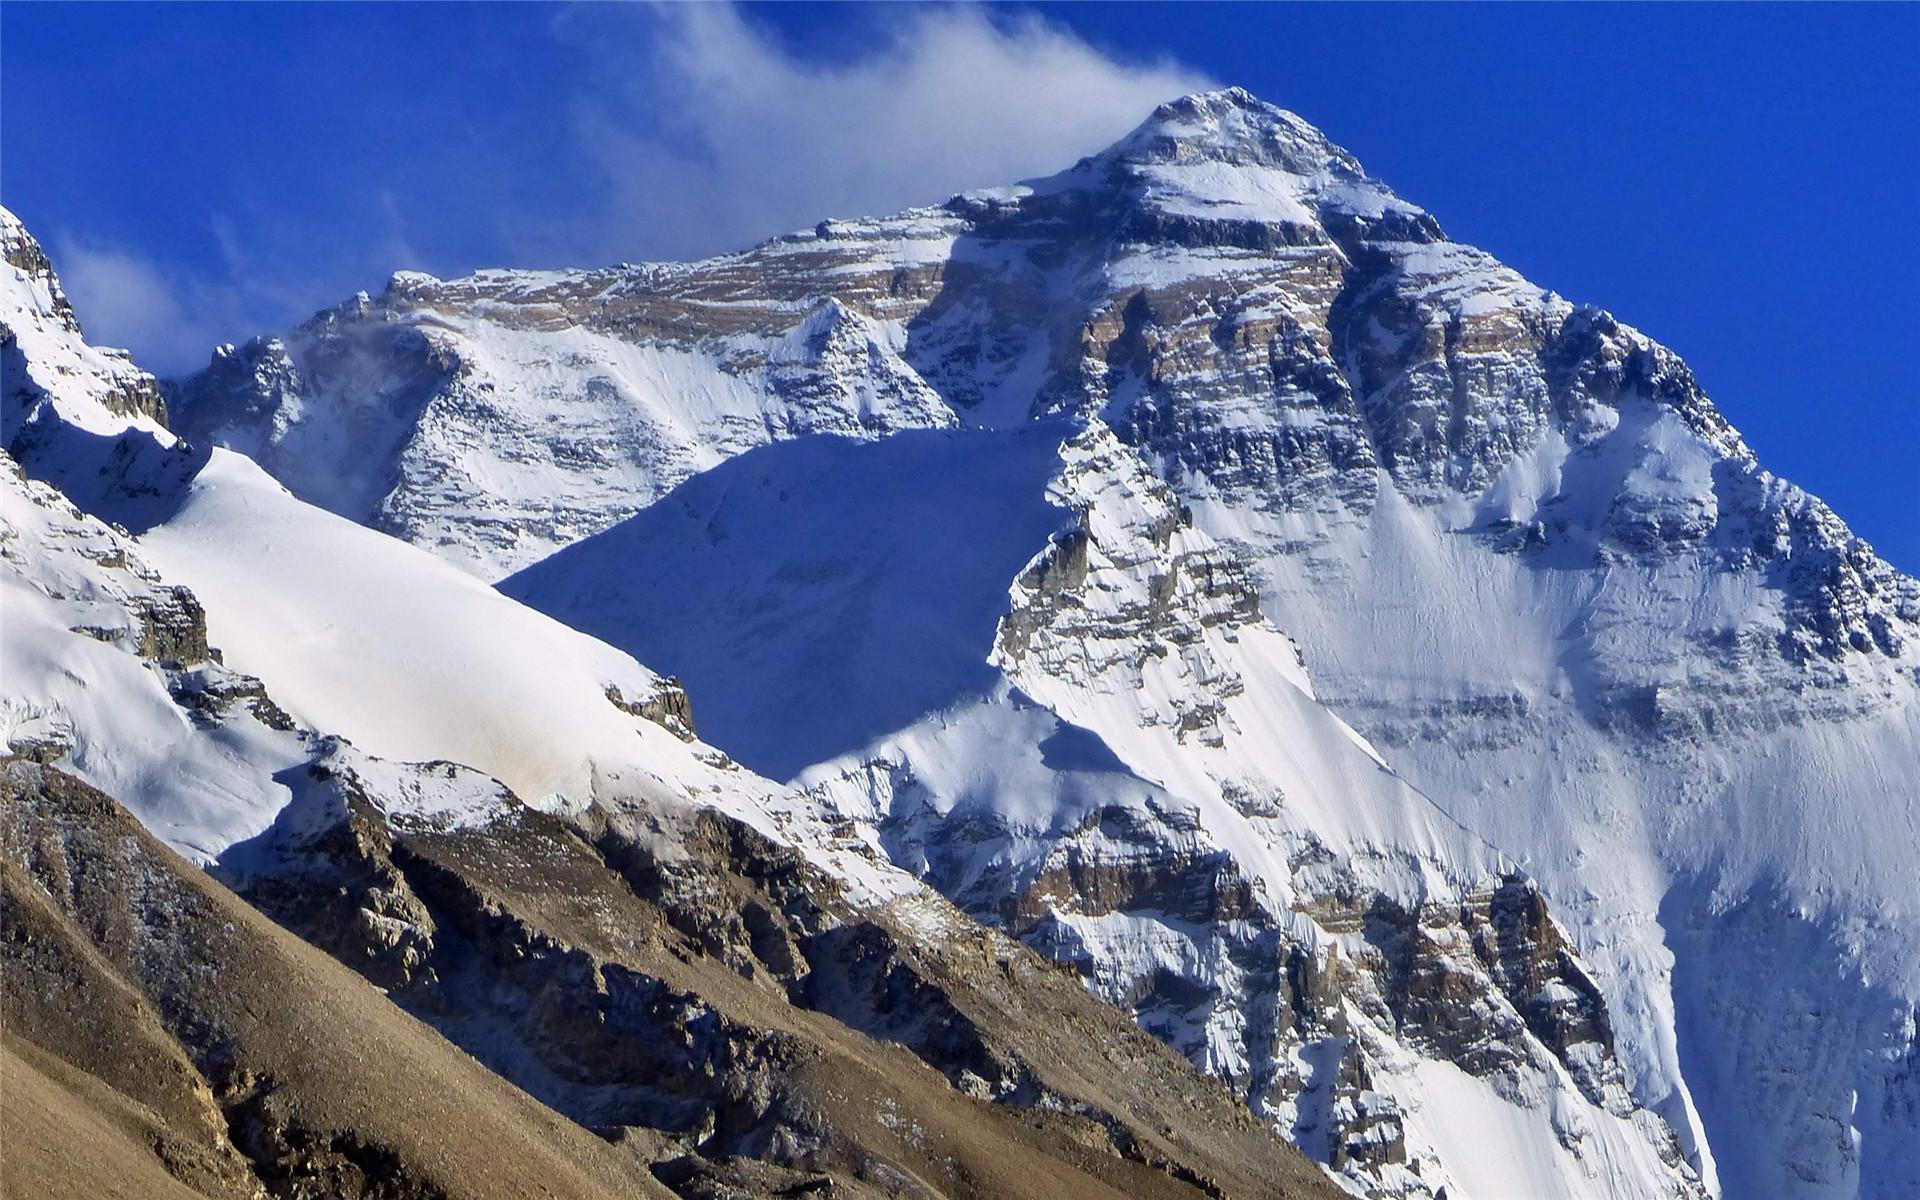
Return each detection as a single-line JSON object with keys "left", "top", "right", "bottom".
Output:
{"left": 606, "top": 680, "right": 698, "bottom": 742}
{"left": 799, "top": 920, "right": 1038, "bottom": 1103}
{"left": 0, "top": 222, "right": 67, "bottom": 298}
{"left": 1477, "top": 881, "right": 1616, "bottom": 1081}
{"left": 1109, "top": 301, "right": 1379, "bottom": 516}
{"left": 165, "top": 337, "right": 305, "bottom": 432}
{"left": 134, "top": 585, "right": 210, "bottom": 665}
{"left": 241, "top": 779, "right": 960, "bottom": 1146}
{"left": 166, "top": 664, "right": 298, "bottom": 732}
{"left": 1000, "top": 834, "right": 1663, "bottom": 1175}
{"left": 873, "top": 758, "right": 1671, "bottom": 1191}
{"left": 1004, "top": 804, "right": 1260, "bottom": 931}
{"left": 1346, "top": 881, "right": 1626, "bottom": 1112}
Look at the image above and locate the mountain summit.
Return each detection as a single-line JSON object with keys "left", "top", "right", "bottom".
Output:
{"left": 165, "top": 89, "right": 1920, "bottom": 1199}
{"left": 10, "top": 86, "right": 1919, "bottom": 1200}
{"left": 1103, "top": 86, "right": 1355, "bottom": 163}
{"left": 1055, "top": 87, "right": 1422, "bottom": 232}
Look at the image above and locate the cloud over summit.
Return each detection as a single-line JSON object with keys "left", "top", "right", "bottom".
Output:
{"left": 545, "top": 3, "right": 1211, "bottom": 263}
{"left": 43, "top": 3, "right": 1207, "bottom": 373}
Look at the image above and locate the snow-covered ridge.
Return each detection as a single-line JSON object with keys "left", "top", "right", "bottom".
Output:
{"left": 1, "top": 206, "right": 922, "bottom": 909}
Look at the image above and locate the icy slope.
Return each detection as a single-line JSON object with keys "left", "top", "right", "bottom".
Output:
{"left": 510, "top": 425, "right": 1067, "bottom": 779}
{"left": 0, "top": 456, "right": 305, "bottom": 859}
{"left": 1196, "top": 415, "right": 1920, "bottom": 1200}
{"left": 0, "top": 204, "right": 895, "bottom": 899}
{"left": 141, "top": 446, "right": 706, "bottom": 813}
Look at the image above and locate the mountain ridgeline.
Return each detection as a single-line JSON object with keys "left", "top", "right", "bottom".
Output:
{"left": 7, "top": 88, "right": 1918, "bottom": 1200}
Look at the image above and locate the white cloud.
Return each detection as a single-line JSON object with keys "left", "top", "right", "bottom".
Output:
{"left": 48, "top": 237, "right": 233, "bottom": 375}
{"left": 49, "top": 198, "right": 427, "bottom": 378}
{"left": 547, "top": 3, "right": 1211, "bottom": 263}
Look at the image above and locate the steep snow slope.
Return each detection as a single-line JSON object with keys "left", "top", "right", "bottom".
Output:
{"left": 1048, "top": 92, "right": 1920, "bottom": 1200}
{"left": 1198, "top": 413, "right": 1920, "bottom": 1200}
{"left": 141, "top": 448, "right": 710, "bottom": 814}
{"left": 509, "top": 425, "right": 1068, "bottom": 778}
{"left": 170, "top": 88, "right": 1920, "bottom": 1197}
{"left": 0, "top": 455, "right": 307, "bottom": 860}
{"left": 0, "top": 204, "right": 897, "bottom": 894}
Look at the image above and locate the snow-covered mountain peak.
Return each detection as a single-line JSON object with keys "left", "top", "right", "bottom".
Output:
{"left": 1101, "top": 87, "right": 1359, "bottom": 177}
{"left": 2, "top": 207, "right": 82, "bottom": 338}
{"left": 1037, "top": 86, "right": 1434, "bottom": 242}
{"left": 130, "top": 87, "right": 1920, "bottom": 1196}
{"left": 3, "top": 205, "right": 171, "bottom": 440}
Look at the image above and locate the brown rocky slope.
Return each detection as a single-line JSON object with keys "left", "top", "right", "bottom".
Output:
{"left": 2, "top": 757, "right": 1340, "bottom": 1200}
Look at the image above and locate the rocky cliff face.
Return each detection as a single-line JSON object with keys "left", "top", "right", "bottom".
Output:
{"left": 229, "top": 747, "right": 1340, "bottom": 1200}
{"left": 988, "top": 428, "right": 1659, "bottom": 1153}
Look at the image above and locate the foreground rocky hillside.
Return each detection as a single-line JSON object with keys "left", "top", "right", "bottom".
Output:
{"left": 5, "top": 747, "right": 1339, "bottom": 1200}
{"left": 1, "top": 759, "right": 682, "bottom": 1200}
{"left": 167, "top": 88, "right": 1920, "bottom": 1198}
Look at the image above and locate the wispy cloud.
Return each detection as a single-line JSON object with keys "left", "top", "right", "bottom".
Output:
{"left": 540, "top": 3, "right": 1210, "bottom": 263}
{"left": 49, "top": 235, "right": 234, "bottom": 374}
{"left": 50, "top": 199, "right": 430, "bottom": 377}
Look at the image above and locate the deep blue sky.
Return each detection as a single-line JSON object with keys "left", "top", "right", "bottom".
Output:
{"left": 4, "top": 3, "right": 1914, "bottom": 569}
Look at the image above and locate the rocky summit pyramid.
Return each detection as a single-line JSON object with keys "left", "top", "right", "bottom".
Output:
{"left": 7, "top": 88, "right": 1917, "bottom": 1199}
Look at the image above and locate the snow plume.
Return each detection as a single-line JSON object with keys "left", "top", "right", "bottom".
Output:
{"left": 546, "top": 2, "right": 1211, "bottom": 263}
{"left": 49, "top": 200, "right": 423, "bottom": 379}
{"left": 46, "top": 236, "right": 230, "bottom": 376}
